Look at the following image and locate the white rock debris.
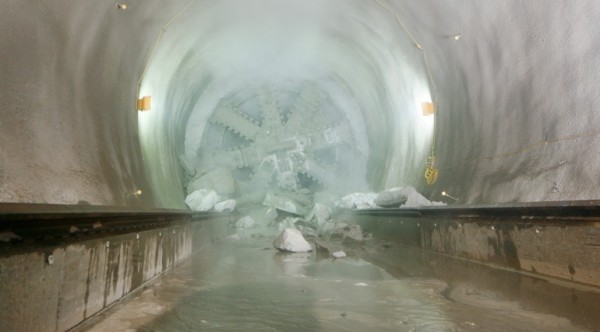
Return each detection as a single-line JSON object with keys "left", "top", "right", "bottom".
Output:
{"left": 214, "top": 199, "right": 236, "bottom": 212}
{"left": 227, "top": 233, "right": 241, "bottom": 241}
{"left": 333, "top": 187, "right": 445, "bottom": 210}
{"left": 343, "top": 224, "right": 364, "bottom": 242}
{"left": 265, "top": 207, "right": 278, "bottom": 222}
{"left": 235, "top": 216, "right": 256, "bottom": 229}
{"left": 335, "top": 192, "right": 378, "bottom": 209}
{"left": 374, "top": 188, "right": 408, "bottom": 207}
{"left": 273, "top": 228, "right": 313, "bottom": 253}
{"left": 263, "top": 192, "right": 306, "bottom": 215}
{"left": 332, "top": 250, "right": 346, "bottom": 258}
{"left": 278, "top": 217, "right": 302, "bottom": 231}
{"left": 396, "top": 186, "right": 446, "bottom": 208}
{"left": 185, "top": 189, "right": 220, "bottom": 211}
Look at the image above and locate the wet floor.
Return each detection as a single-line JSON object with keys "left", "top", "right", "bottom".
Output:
{"left": 82, "top": 230, "right": 600, "bottom": 331}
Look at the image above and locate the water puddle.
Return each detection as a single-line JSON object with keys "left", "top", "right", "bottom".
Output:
{"left": 81, "top": 236, "right": 595, "bottom": 331}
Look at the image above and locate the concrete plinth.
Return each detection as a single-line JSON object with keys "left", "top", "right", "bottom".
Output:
{"left": 0, "top": 216, "right": 229, "bottom": 332}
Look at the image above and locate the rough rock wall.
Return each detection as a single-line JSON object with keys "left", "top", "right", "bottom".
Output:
{"left": 389, "top": 0, "right": 600, "bottom": 203}
{"left": 0, "top": 0, "right": 189, "bottom": 206}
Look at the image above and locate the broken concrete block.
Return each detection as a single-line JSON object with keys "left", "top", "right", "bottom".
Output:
{"left": 374, "top": 188, "right": 408, "bottom": 207}
{"left": 187, "top": 167, "right": 235, "bottom": 195}
{"left": 235, "top": 216, "right": 256, "bottom": 229}
{"left": 278, "top": 217, "right": 302, "bottom": 231}
{"left": 332, "top": 251, "right": 347, "bottom": 258}
{"left": 343, "top": 224, "right": 364, "bottom": 242}
{"left": 185, "top": 189, "right": 220, "bottom": 211}
{"left": 265, "top": 207, "right": 278, "bottom": 222}
{"left": 273, "top": 228, "right": 313, "bottom": 253}
{"left": 306, "top": 203, "right": 331, "bottom": 225}
{"left": 215, "top": 199, "right": 236, "bottom": 212}
{"left": 244, "top": 206, "right": 278, "bottom": 226}
{"left": 263, "top": 192, "right": 306, "bottom": 215}
{"left": 320, "top": 222, "right": 348, "bottom": 238}
{"left": 314, "top": 240, "right": 331, "bottom": 254}
{"left": 296, "top": 223, "right": 318, "bottom": 238}
{"left": 227, "top": 233, "right": 242, "bottom": 241}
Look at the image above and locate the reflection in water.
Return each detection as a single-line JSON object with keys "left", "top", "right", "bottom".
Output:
{"left": 84, "top": 236, "right": 591, "bottom": 332}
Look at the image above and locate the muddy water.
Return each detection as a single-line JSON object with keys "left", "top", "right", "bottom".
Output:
{"left": 83, "top": 233, "right": 599, "bottom": 331}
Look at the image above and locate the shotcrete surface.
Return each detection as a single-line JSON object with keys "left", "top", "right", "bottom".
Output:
{"left": 2, "top": 1, "right": 600, "bottom": 206}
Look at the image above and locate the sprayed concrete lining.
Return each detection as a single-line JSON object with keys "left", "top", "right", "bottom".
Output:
{"left": 0, "top": 216, "right": 229, "bottom": 332}
{"left": 2, "top": 1, "right": 600, "bottom": 208}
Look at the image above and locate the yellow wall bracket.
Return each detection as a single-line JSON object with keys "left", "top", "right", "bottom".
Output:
{"left": 137, "top": 96, "right": 152, "bottom": 111}
{"left": 421, "top": 102, "right": 436, "bottom": 116}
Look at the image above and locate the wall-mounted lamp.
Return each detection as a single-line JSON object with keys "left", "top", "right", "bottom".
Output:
{"left": 137, "top": 96, "right": 151, "bottom": 111}
{"left": 453, "top": 34, "right": 462, "bottom": 41}
{"left": 441, "top": 191, "right": 458, "bottom": 201}
{"left": 421, "top": 102, "right": 436, "bottom": 116}
{"left": 123, "top": 189, "right": 143, "bottom": 198}
{"left": 116, "top": 3, "right": 128, "bottom": 10}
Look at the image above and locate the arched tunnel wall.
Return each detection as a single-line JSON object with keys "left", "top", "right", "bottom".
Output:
{"left": 1, "top": 0, "right": 599, "bottom": 208}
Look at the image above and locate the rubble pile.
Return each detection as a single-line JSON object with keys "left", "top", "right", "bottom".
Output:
{"left": 185, "top": 189, "right": 221, "bottom": 211}
{"left": 333, "top": 186, "right": 445, "bottom": 210}
{"left": 215, "top": 199, "right": 236, "bottom": 212}
{"left": 184, "top": 181, "right": 442, "bottom": 260}
{"left": 334, "top": 192, "right": 378, "bottom": 209}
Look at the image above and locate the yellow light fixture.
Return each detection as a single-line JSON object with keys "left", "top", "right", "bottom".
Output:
{"left": 421, "top": 102, "right": 436, "bottom": 116}
{"left": 137, "top": 96, "right": 151, "bottom": 111}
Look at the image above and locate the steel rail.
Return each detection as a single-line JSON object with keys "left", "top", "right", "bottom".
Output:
{"left": 0, "top": 204, "right": 226, "bottom": 242}
{"left": 338, "top": 200, "right": 600, "bottom": 221}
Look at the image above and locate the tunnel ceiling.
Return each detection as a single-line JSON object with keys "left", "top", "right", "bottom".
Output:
{"left": 1, "top": 0, "right": 599, "bottom": 207}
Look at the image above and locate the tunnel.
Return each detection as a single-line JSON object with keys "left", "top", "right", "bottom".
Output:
{"left": 2, "top": 0, "right": 600, "bottom": 331}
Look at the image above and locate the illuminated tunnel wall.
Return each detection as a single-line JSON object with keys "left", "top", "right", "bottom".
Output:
{"left": 1, "top": 0, "right": 599, "bottom": 207}
{"left": 138, "top": 0, "right": 435, "bottom": 208}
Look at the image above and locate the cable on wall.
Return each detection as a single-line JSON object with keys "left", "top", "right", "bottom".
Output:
{"left": 438, "top": 128, "right": 600, "bottom": 171}
{"left": 374, "top": 0, "right": 440, "bottom": 185}
{"left": 135, "top": 0, "right": 196, "bottom": 109}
